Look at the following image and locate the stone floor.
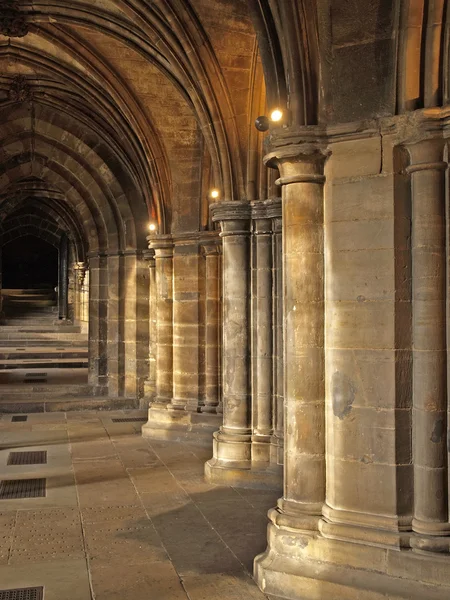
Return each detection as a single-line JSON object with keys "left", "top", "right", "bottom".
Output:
{"left": 0, "top": 409, "right": 278, "bottom": 599}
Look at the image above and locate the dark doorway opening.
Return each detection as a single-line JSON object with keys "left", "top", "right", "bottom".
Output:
{"left": 2, "top": 236, "right": 58, "bottom": 290}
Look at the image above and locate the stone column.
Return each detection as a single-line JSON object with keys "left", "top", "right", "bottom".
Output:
{"left": 171, "top": 238, "right": 200, "bottom": 411}
{"left": 205, "top": 202, "right": 252, "bottom": 482}
{"left": 407, "top": 138, "right": 450, "bottom": 551}
{"left": 270, "top": 212, "right": 283, "bottom": 466}
{"left": 58, "top": 234, "right": 69, "bottom": 320}
{"left": 256, "top": 146, "right": 327, "bottom": 530}
{"left": 88, "top": 253, "right": 108, "bottom": 394}
{"left": 73, "top": 262, "right": 86, "bottom": 322}
{"left": 150, "top": 236, "right": 174, "bottom": 407}
{"left": 279, "top": 149, "right": 326, "bottom": 526}
{"left": 202, "top": 240, "right": 221, "bottom": 413}
{"left": 143, "top": 249, "right": 157, "bottom": 401}
{"left": 251, "top": 211, "right": 273, "bottom": 463}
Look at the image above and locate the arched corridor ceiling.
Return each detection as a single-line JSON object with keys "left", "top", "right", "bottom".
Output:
{"left": 0, "top": 0, "right": 266, "bottom": 249}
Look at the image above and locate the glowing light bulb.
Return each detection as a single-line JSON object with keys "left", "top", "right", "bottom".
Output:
{"left": 148, "top": 223, "right": 157, "bottom": 232}
{"left": 270, "top": 109, "right": 283, "bottom": 123}
{"left": 210, "top": 189, "right": 220, "bottom": 199}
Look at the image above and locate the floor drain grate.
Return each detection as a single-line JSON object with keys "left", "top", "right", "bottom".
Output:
{"left": 23, "top": 379, "right": 47, "bottom": 384}
{"left": 11, "top": 416, "right": 27, "bottom": 422}
{"left": 0, "top": 478, "right": 46, "bottom": 499}
{"left": 7, "top": 451, "right": 47, "bottom": 466}
{"left": 111, "top": 417, "right": 147, "bottom": 423}
{"left": 0, "top": 587, "right": 44, "bottom": 600}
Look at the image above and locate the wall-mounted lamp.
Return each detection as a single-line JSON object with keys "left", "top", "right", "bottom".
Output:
{"left": 270, "top": 108, "right": 283, "bottom": 123}
{"left": 148, "top": 222, "right": 157, "bottom": 233}
{"left": 255, "top": 108, "right": 288, "bottom": 132}
{"left": 210, "top": 188, "right": 220, "bottom": 199}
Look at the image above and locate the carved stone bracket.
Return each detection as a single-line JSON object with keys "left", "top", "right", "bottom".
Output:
{"left": 9, "top": 75, "right": 33, "bottom": 103}
{"left": 0, "top": 1, "right": 29, "bottom": 38}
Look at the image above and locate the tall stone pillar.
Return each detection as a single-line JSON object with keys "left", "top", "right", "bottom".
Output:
{"left": 58, "top": 233, "right": 69, "bottom": 320}
{"left": 73, "top": 262, "right": 86, "bottom": 322}
{"left": 270, "top": 212, "right": 283, "bottom": 465}
{"left": 202, "top": 240, "right": 221, "bottom": 414}
{"left": 88, "top": 253, "right": 108, "bottom": 394}
{"left": 151, "top": 237, "right": 174, "bottom": 407}
{"left": 407, "top": 138, "right": 450, "bottom": 551}
{"left": 171, "top": 238, "right": 201, "bottom": 411}
{"left": 143, "top": 250, "right": 157, "bottom": 401}
{"left": 251, "top": 212, "right": 273, "bottom": 464}
{"left": 254, "top": 143, "right": 328, "bottom": 594}
{"left": 271, "top": 148, "right": 327, "bottom": 526}
{"left": 205, "top": 202, "right": 252, "bottom": 482}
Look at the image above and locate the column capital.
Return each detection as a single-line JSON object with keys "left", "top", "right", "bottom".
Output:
{"left": 201, "top": 241, "right": 222, "bottom": 257}
{"left": 264, "top": 143, "right": 329, "bottom": 186}
{"left": 143, "top": 248, "right": 156, "bottom": 265}
{"left": 147, "top": 234, "right": 173, "bottom": 258}
{"left": 250, "top": 197, "right": 282, "bottom": 221}
{"left": 404, "top": 137, "right": 446, "bottom": 172}
{"left": 210, "top": 202, "right": 251, "bottom": 237}
{"left": 210, "top": 201, "right": 251, "bottom": 223}
{"left": 73, "top": 262, "right": 86, "bottom": 286}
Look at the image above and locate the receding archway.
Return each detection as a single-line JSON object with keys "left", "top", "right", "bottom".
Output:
{"left": 2, "top": 235, "right": 58, "bottom": 290}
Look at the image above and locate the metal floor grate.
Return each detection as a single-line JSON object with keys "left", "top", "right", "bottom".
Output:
{"left": 0, "top": 587, "right": 44, "bottom": 600}
{"left": 0, "top": 478, "right": 46, "bottom": 499}
{"left": 11, "top": 416, "right": 27, "bottom": 422}
{"left": 7, "top": 451, "right": 47, "bottom": 466}
{"left": 111, "top": 417, "right": 147, "bottom": 423}
{"left": 23, "top": 379, "right": 47, "bottom": 384}
{"left": 25, "top": 373, "right": 47, "bottom": 377}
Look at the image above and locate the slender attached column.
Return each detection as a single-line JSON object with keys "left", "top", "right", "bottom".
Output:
{"left": 151, "top": 237, "right": 174, "bottom": 407}
{"left": 205, "top": 202, "right": 252, "bottom": 481}
{"left": 73, "top": 262, "right": 86, "bottom": 322}
{"left": 144, "top": 250, "right": 157, "bottom": 401}
{"left": 88, "top": 253, "right": 108, "bottom": 394}
{"left": 172, "top": 239, "right": 200, "bottom": 411}
{"left": 407, "top": 139, "right": 450, "bottom": 550}
{"left": 270, "top": 213, "right": 284, "bottom": 465}
{"left": 58, "top": 234, "right": 69, "bottom": 320}
{"left": 264, "top": 148, "right": 327, "bottom": 528}
{"left": 202, "top": 241, "right": 221, "bottom": 413}
{"left": 251, "top": 214, "right": 273, "bottom": 463}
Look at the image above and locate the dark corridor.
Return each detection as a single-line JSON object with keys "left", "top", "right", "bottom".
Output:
{"left": 2, "top": 235, "right": 58, "bottom": 289}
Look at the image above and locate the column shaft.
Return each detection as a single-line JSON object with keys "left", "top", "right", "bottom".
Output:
{"left": 153, "top": 239, "right": 174, "bottom": 406}
{"left": 408, "top": 140, "right": 450, "bottom": 540}
{"left": 270, "top": 215, "right": 284, "bottom": 465}
{"left": 202, "top": 243, "right": 221, "bottom": 413}
{"left": 277, "top": 153, "right": 326, "bottom": 528}
{"left": 205, "top": 204, "right": 252, "bottom": 477}
{"left": 172, "top": 242, "right": 200, "bottom": 411}
{"left": 252, "top": 217, "right": 273, "bottom": 462}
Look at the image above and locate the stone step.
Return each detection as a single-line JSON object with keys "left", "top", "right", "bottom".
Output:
{"left": 0, "top": 395, "right": 139, "bottom": 413}
{"left": 0, "top": 339, "right": 88, "bottom": 347}
{"left": 0, "top": 347, "right": 88, "bottom": 359}
{"left": 2, "top": 289, "right": 55, "bottom": 295}
{"left": 0, "top": 359, "right": 88, "bottom": 369}
{"left": 0, "top": 324, "right": 82, "bottom": 333}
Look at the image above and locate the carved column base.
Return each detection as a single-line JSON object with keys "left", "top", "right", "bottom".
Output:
{"left": 255, "top": 516, "right": 450, "bottom": 600}
{"left": 142, "top": 405, "right": 221, "bottom": 445}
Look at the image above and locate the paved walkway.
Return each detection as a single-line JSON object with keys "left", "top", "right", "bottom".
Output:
{"left": 0, "top": 410, "right": 278, "bottom": 599}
